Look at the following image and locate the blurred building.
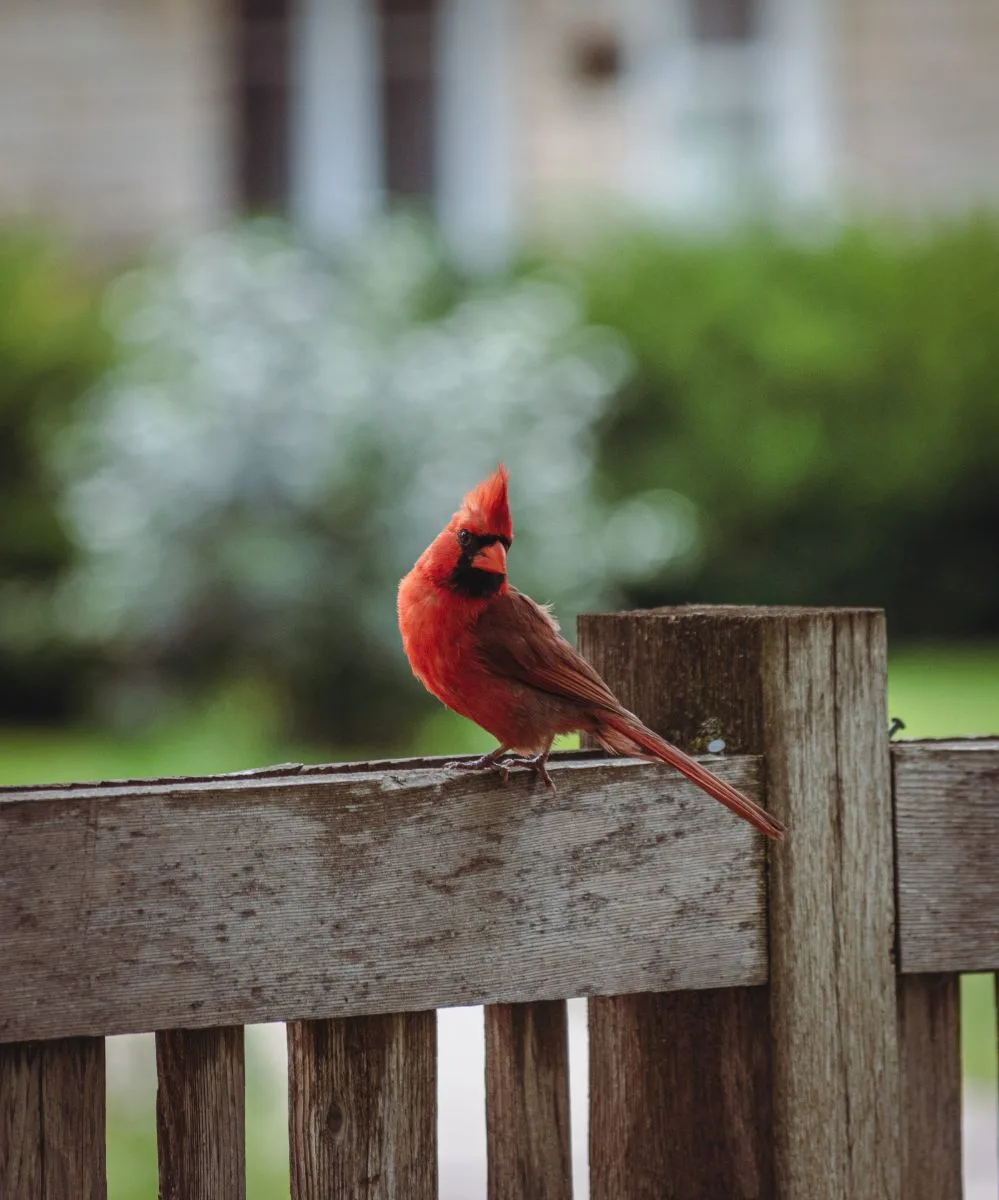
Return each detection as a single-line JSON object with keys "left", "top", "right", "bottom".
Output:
{"left": 2, "top": 0, "right": 998, "bottom": 262}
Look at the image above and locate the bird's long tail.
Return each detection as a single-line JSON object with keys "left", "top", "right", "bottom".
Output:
{"left": 593, "top": 711, "right": 785, "bottom": 841}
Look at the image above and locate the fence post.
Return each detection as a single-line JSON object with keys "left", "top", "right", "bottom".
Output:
{"left": 579, "top": 605, "right": 900, "bottom": 1200}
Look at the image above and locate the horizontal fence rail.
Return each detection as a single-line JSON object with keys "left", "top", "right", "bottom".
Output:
{"left": 893, "top": 737, "right": 999, "bottom": 973}
{"left": 0, "top": 752, "right": 768, "bottom": 1044}
{"left": 2, "top": 742, "right": 998, "bottom": 1045}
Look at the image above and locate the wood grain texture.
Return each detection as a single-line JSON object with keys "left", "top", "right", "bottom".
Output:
{"left": 893, "top": 739, "right": 999, "bottom": 973}
{"left": 287, "top": 1012, "right": 436, "bottom": 1200}
{"left": 0, "top": 754, "right": 766, "bottom": 1043}
{"left": 155, "top": 1026, "right": 245, "bottom": 1200}
{"left": 588, "top": 987, "right": 772, "bottom": 1200}
{"left": 579, "top": 608, "right": 775, "bottom": 1200}
{"left": 0, "top": 1037, "right": 106, "bottom": 1200}
{"left": 762, "top": 608, "right": 900, "bottom": 1200}
{"left": 581, "top": 606, "right": 901, "bottom": 1200}
{"left": 897, "top": 974, "right": 962, "bottom": 1200}
{"left": 485, "top": 1001, "right": 572, "bottom": 1200}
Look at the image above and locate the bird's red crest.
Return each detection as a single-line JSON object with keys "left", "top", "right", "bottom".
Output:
{"left": 458, "top": 464, "right": 513, "bottom": 541}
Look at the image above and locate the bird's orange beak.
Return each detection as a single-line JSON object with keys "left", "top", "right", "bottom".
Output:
{"left": 473, "top": 541, "right": 507, "bottom": 575}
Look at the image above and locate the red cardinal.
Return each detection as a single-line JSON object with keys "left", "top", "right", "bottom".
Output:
{"left": 398, "top": 465, "right": 784, "bottom": 840}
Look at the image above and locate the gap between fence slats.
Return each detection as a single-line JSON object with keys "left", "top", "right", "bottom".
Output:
{"left": 897, "top": 974, "right": 962, "bottom": 1200}
{"left": 155, "top": 1025, "right": 245, "bottom": 1200}
{"left": 0, "top": 1036, "right": 106, "bottom": 1200}
{"left": 287, "top": 1012, "right": 436, "bottom": 1200}
{"left": 485, "top": 1000, "right": 572, "bottom": 1200}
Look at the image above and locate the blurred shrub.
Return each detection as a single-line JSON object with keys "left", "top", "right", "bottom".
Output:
{"left": 55, "top": 216, "right": 693, "bottom": 745}
{"left": 580, "top": 217, "right": 999, "bottom": 636}
{"left": 13, "top": 214, "right": 999, "bottom": 744}
{"left": 0, "top": 230, "right": 110, "bottom": 719}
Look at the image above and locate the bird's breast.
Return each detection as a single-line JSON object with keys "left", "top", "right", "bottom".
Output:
{"left": 398, "top": 572, "right": 479, "bottom": 708}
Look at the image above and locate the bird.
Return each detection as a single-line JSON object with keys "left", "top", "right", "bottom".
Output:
{"left": 397, "top": 465, "right": 784, "bottom": 840}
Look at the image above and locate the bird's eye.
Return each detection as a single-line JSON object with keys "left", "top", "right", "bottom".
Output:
{"left": 457, "top": 529, "right": 471, "bottom": 548}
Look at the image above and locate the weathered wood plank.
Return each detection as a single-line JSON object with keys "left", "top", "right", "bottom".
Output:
{"left": 897, "top": 974, "right": 962, "bottom": 1200}
{"left": 155, "top": 1026, "right": 245, "bottom": 1200}
{"left": 588, "top": 987, "right": 772, "bottom": 1200}
{"left": 580, "top": 608, "right": 774, "bottom": 1200}
{"left": 894, "top": 739, "right": 999, "bottom": 973}
{"left": 485, "top": 1001, "right": 572, "bottom": 1200}
{"left": 0, "top": 755, "right": 766, "bottom": 1043}
{"left": 763, "top": 608, "right": 900, "bottom": 1200}
{"left": 582, "top": 606, "right": 901, "bottom": 1200}
{"left": 0, "top": 1037, "right": 106, "bottom": 1200}
{"left": 287, "top": 1012, "right": 436, "bottom": 1200}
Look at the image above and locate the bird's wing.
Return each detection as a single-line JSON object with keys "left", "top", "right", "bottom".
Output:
{"left": 472, "top": 589, "right": 621, "bottom": 711}
{"left": 475, "top": 590, "right": 786, "bottom": 840}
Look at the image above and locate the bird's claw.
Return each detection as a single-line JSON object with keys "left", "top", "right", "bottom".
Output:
{"left": 444, "top": 754, "right": 506, "bottom": 776}
{"left": 443, "top": 752, "right": 555, "bottom": 793}
{"left": 504, "top": 754, "right": 557, "bottom": 795}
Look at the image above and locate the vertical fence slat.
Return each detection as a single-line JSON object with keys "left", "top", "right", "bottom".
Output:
{"left": 287, "top": 1012, "right": 436, "bottom": 1200}
{"left": 588, "top": 987, "right": 772, "bottom": 1199}
{"left": 765, "top": 610, "right": 900, "bottom": 1198}
{"left": 0, "top": 1037, "right": 106, "bottom": 1200}
{"left": 485, "top": 1000, "right": 572, "bottom": 1200}
{"left": 155, "top": 1026, "right": 246, "bottom": 1200}
{"left": 0, "top": 1043, "right": 38, "bottom": 1198}
{"left": 897, "top": 974, "right": 962, "bottom": 1200}
{"left": 579, "top": 606, "right": 901, "bottom": 1200}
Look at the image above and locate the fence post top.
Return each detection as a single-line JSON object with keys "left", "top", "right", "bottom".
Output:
{"left": 581, "top": 604, "right": 885, "bottom": 623}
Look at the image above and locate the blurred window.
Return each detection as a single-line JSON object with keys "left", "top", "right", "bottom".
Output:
{"left": 673, "top": 0, "right": 768, "bottom": 218}
{"left": 236, "top": 0, "right": 293, "bottom": 212}
{"left": 689, "top": 0, "right": 758, "bottom": 43}
{"left": 377, "top": 0, "right": 439, "bottom": 201}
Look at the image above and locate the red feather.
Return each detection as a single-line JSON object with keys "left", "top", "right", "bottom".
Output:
{"left": 459, "top": 463, "right": 512, "bottom": 543}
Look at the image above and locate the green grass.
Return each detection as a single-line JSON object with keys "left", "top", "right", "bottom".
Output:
{"left": 962, "top": 973, "right": 998, "bottom": 1084}
{"left": 0, "top": 681, "right": 328, "bottom": 787}
{"left": 1, "top": 643, "right": 996, "bottom": 1199}
{"left": 887, "top": 642, "right": 999, "bottom": 739}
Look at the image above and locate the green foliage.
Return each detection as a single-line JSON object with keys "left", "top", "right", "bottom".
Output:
{"left": 53, "top": 217, "right": 666, "bottom": 746}
{"left": 580, "top": 217, "right": 999, "bottom": 634}
{"left": 962, "top": 973, "right": 999, "bottom": 1084}
{"left": 4, "top": 215, "right": 999, "bottom": 737}
{"left": 0, "top": 229, "right": 111, "bottom": 716}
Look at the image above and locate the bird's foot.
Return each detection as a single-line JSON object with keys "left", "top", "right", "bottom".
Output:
{"left": 443, "top": 747, "right": 556, "bottom": 793}
{"left": 444, "top": 748, "right": 513, "bottom": 784}
{"left": 504, "top": 753, "right": 557, "bottom": 795}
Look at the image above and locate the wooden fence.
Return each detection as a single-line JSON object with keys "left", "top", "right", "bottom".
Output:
{"left": 1, "top": 606, "right": 997, "bottom": 1199}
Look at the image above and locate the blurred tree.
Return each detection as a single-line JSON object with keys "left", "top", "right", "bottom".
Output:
{"left": 55, "top": 216, "right": 689, "bottom": 744}
{"left": 580, "top": 218, "right": 999, "bottom": 637}
{"left": 0, "top": 230, "right": 110, "bottom": 718}
{"left": 9, "top": 213, "right": 999, "bottom": 744}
